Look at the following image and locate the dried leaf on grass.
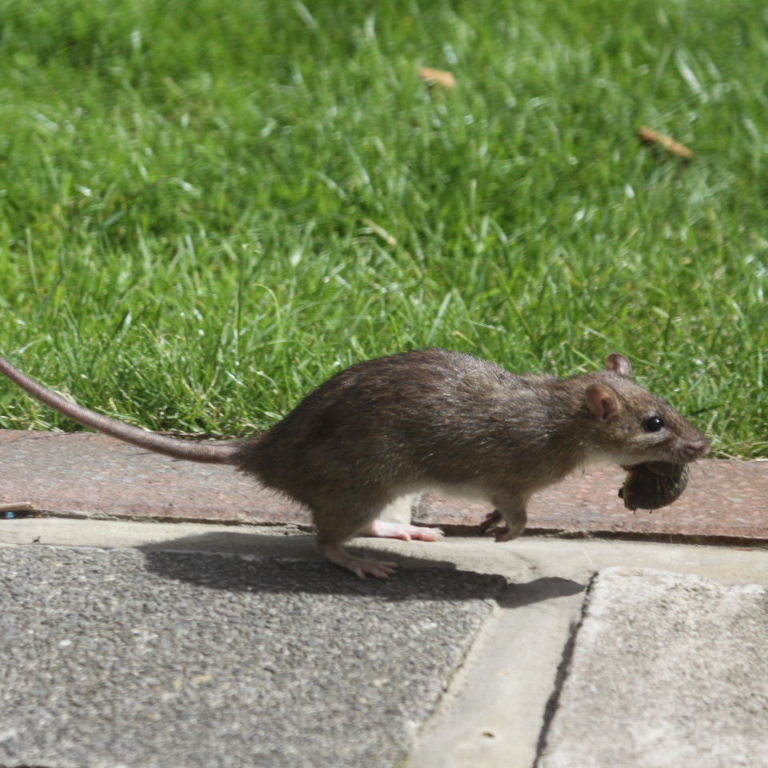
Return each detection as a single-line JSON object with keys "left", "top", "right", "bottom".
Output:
{"left": 419, "top": 66, "right": 456, "bottom": 90}
{"left": 638, "top": 126, "right": 694, "bottom": 160}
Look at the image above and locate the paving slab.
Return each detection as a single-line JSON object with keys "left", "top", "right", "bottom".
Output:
{"left": 419, "top": 460, "right": 768, "bottom": 543}
{"left": 0, "top": 544, "right": 503, "bottom": 768}
{"left": 2, "top": 520, "right": 768, "bottom": 767}
{"left": 537, "top": 567, "right": 768, "bottom": 768}
{"left": 0, "top": 429, "right": 302, "bottom": 525}
{"left": 2, "top": 430, "right": 767, "bottom": 543}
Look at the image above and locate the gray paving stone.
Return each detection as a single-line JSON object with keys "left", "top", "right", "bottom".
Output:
{"left": 537, "top": 567, "right": 768, "bottom": 768}
{"left": 0, "top": 546, "right": 502, "bottom": 768}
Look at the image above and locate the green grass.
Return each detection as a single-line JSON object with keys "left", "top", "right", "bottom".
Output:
{"left": 0, "top": 0, "right": 766, "bottom": 456}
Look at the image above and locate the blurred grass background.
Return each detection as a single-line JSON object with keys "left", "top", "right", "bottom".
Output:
{"left": 0, "top": 0, "right": 766, "bottom": 456}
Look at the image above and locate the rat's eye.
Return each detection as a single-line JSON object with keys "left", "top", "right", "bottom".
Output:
{"left": 643, "top": 416, "right": 665, "bottom": 432}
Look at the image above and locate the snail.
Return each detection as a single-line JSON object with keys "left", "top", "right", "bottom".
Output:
{"left": 619, "top": 461, "right": 690, "bottom": 511}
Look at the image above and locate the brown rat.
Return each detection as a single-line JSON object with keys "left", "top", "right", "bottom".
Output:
{"left": 0, "top": 349, "right": 710, "bottom": 577}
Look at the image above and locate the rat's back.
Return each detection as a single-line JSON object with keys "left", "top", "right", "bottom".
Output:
{"left": 233, "top": 348, "right": 551, "bottom": 497}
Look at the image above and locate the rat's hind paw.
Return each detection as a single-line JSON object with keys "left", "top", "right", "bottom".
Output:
{"left": 319, "top": 543, "right": 398, "bottom": 579}
{"left": 362, "top": 520, "right": 444, "bottom": 542}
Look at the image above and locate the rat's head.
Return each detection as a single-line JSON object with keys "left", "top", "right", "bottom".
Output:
{"left": 582, "top": 353, "right": 710, "bottom": 466}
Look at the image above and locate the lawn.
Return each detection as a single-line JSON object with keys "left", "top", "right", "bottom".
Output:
{"left": 0, "top": 0, "right": 766, "bottom": 456}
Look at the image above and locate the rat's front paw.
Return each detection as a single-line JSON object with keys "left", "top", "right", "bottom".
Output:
{"left": 482, "top": 509, "right": 526, "bottom": 541}
{"left": 480, "top": 509, "right": 504, "bottom": 536}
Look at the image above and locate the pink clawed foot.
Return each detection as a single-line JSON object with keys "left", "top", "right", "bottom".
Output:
{"left": 319, "top": 544, "right": 398, "bottom": 579}
{"left": 349, "top": 558, "right": 398, "bottom": 579}
{"left": 362, "top": 520, "right": 444, "bottom": 542}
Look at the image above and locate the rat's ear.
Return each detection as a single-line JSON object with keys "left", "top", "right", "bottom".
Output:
{"left": 605, "top": 353, "right": 633, "bottom": 379}
{"left": 586, "top": 383, "right": 620, "bottom": 422}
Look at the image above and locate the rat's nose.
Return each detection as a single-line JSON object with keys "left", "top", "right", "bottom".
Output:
{"left": 683, "top": 438, "right": 711, "bottom": 461}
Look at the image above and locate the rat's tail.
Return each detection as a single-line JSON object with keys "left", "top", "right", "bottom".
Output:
{"left": 0, "top": 356, "right": 238, "bottom": 465}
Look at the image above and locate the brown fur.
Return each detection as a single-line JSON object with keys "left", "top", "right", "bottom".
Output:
{"left": 0, "top": 349, "right": 710, "bottom": 577}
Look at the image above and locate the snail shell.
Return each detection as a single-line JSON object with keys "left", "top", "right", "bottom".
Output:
{"left": 619, "top": 462, "right": 690, "bottom": 511}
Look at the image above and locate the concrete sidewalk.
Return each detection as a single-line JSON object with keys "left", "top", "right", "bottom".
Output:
{"left": 3, "top": 519, "right": 768, "bottom": 768}
{"left": 1, "top": 431, "right": 768, "bottom": 767}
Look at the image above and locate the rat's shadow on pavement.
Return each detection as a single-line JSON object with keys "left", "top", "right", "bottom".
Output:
{"left": 138, "top": 530, "right": 584, "bottom": 606}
